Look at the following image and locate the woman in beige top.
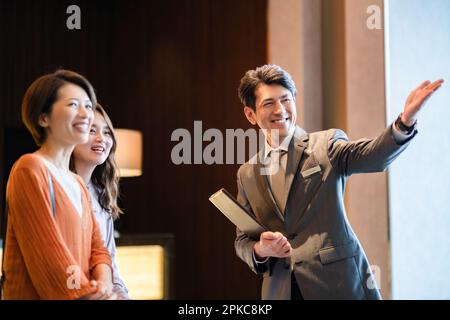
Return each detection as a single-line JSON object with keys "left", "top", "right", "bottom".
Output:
{"left": 72, "top": 104, "right": 129, "bottom": 299}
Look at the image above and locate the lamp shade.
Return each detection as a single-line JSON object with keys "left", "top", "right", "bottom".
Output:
{"left": 115, "top": 128, "right": 143, "bottom": 177}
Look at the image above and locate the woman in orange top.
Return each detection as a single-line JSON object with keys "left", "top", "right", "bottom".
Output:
{"left": 2, "top": 70, "right": 115, "bottom": 300}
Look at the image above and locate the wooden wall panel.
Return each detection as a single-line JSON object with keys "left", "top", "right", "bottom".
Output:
{"left": 0, "top": 0, "right": 267, "bottom": 299}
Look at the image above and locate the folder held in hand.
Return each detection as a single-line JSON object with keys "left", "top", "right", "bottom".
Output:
{"left": 209, "top": 188, "right": 266, "bottom": 238}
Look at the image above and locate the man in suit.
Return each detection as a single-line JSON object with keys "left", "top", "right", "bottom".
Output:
{"left": 234, "top": 64, "right": 443, "bottom": 299}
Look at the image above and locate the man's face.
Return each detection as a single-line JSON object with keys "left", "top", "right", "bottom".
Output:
{"left": 244, "top": 83, "right": 297, "bottom": 145}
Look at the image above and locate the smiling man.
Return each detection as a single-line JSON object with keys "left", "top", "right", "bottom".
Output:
{"left": 234, "top": 64, "right": 443, "bottom": 300}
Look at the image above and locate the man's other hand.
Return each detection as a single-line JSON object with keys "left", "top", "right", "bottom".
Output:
{"left": 254, "top": 231, "right": 292, "bottom": 259}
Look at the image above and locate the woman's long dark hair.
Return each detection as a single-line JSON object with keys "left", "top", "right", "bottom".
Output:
{"left": 71, "top": 103, "right": 123, "bottom": 219}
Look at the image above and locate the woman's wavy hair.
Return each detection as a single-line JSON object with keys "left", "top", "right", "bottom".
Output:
{"left": 71, "top": 103, "right": 123, "bottom": 219}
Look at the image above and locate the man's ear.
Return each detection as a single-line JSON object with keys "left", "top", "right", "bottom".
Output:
{"left": 243, "top": 106, "right": 257, "bottom": 125}
{"left": 38, "top": 113, "right": 49, "bottom": 128}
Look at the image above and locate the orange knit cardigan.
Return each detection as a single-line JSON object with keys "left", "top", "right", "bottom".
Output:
{"left": 2, "top": 154, "right": 112, "bottom": 299}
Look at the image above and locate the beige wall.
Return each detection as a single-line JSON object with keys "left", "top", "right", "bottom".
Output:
{"left": 343, "top": 0, "right": 389, "bottom": 299}
{"left": 268, "top": 0, "right": 322, "bottom": 133}
{"left": 268, "top": 0, "right": 390, "bottom": 298}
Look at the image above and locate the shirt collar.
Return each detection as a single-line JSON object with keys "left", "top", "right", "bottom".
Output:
{"left": 263, "top": 125, "right": 296, "bottom": 160}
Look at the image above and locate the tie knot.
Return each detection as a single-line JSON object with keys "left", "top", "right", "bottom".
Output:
{"left": 268, "top": 149, "right": 286, "bottom": 167}
{"left": 270, "top": 149, "right": 286, "bottom": 157}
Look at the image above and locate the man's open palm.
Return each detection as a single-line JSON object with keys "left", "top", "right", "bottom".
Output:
{"left": 402, "top": 79, "right": 444, "bottom": 126}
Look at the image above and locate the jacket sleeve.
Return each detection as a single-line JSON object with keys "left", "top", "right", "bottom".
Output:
{"left": 8, "top": 166, "right": 95, "bottom": 300}
{"left": 327, "top": 123, "right": 416, "bottom": 176}
{"left": 234, "top": 167, "right": 270, "bottom": 274}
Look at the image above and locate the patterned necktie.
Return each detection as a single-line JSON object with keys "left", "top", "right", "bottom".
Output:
{"left": 269, "top": 149, "right": 287, "bottom": 213}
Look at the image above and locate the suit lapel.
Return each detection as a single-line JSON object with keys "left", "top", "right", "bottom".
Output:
{"left": 285, "top": 127, "right": 309, "bottom": 202}
{"left": 286, "top": 128, "right": 325, "bottom": 228}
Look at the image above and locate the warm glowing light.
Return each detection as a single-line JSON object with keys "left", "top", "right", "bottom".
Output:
{"left": 115, "top": 245, "right": 164, "bottom": 300}
{"left": 115, "top": 129, "right": 143, "bottom": 177}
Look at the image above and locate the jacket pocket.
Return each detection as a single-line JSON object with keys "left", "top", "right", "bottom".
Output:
{"left": 319, "top": 240, "right": 358, "bottom": 265}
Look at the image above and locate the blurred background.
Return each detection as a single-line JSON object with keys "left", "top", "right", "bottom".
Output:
{"left": 0, "top": 0, "right": 449, "bottom": 299}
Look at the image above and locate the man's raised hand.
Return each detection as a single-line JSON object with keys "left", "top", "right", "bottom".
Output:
{"left": 402, "top": 79, "right": 444, "bottom": 126}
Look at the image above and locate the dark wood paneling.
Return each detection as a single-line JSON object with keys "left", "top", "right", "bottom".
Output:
{"left": 0, "top": 0, "right": 267, "bottom": 299}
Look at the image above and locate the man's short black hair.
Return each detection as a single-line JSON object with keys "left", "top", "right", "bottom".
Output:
{"left": 238, "top": 64, "right": 297, "bottom": 110}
